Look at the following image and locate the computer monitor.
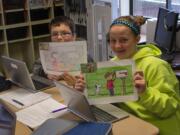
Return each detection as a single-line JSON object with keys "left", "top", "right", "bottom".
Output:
{"left": 154, "top": 7, "right": 179, "bottom": 53}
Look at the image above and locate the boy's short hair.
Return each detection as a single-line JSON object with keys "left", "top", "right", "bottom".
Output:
{"left": 50, "top": 16, "right": 75, "bottom": 34}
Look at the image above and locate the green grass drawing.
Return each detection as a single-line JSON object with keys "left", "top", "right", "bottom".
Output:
{"left": 85, "top": 65, "right": 134, "bottom": 99}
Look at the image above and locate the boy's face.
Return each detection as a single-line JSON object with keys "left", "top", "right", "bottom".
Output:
{"left": 51, "top": 24, "right": 76, "bottom": 42}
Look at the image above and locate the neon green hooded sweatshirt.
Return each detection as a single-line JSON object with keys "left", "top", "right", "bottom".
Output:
{"left": 112, "top": 43, "right": 180, "bottom": 135}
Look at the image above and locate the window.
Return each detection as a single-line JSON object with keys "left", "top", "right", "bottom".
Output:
{"left": 132, "top": 0, "right": 166, "bottom": 18}
{"left": 131, "top": 0, "right": 180, "bottom": 18}
{"left": 171, "top": 0, "right": 180, "bottom": 13}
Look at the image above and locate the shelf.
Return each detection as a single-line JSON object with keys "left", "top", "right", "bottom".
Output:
{"left": 0, "top": 5, "right": 2, "bottom": 13}
{"left": 4, "top": 8, "right": 25, "bottom": 13}
{"left": 75, "top": 22, "right": 87, "bottom": 27}
{"left": 33, "top": 34, "right": 50, "bottom": 39}
{"left": 76, "top": 25, "right": 87, "bottom": 40}
{"left": 0, "top": 41, "right": 5, "bottom": 45}
{"left": 6, "top": 26, "right": 29, "bottom": 41}
{"left": 32, "top": 23, "right": 49, "bottom": 36}
{"left": 31, "top": 19, "right": 51, "bottom": 25}
{"left": 2, "top": 1, "right": 26, "bottom": 10}
{"left": 30, "top": 8, "right": 51, "bottom": 21}
{"left": 33, "top": 36, "right": 51, "bottom": 60}
{"left": 0, "top": 13, "right": 2, "bottom": 26}
{"left": 0, "top": 45, "right": 7, "bottom": 55}
{"left": 4, "top": 11, "right": 28, "bottom": 25}
{"left": 54, "top": 3, "right": 64, "bottom": 7}
{"left": 0, "top": 45, "right": 7, "bottom": 72}
{"left": 0, "top": 30, "right": 4, "bottom": 42}
{"left": 5, "top": 22, "right": 29, "bottom": 29}
{"left": 8, "top": 41, "right": 33, "bottom": 69}
{"left": 0, "top": 0, "right": 65, "bottom": 72}
{"left": 54, "top": 6, "right": 64, "bottom": 17}
{"left": 30, "top": 5, "right": 51, "bottom": 10}
{"left": 8, "top": 37, "right": 31, "bottom": 44}
{"left": 29, "top": 0, "right": 53, "bottom": 10}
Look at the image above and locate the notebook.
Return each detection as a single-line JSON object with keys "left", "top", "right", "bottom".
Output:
{"left": 55, "top": 81, "right": 129, "bottom": 123}
{"left": 0, "top": 99, "right": 16, "bottom": 135}
{"left": 1, "top": 56, "right": 54, "bottom": 92}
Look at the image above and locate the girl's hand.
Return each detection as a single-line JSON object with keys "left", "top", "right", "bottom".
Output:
{"left": 134, "top": 71, "right": 146, "bottom": 95}
{"left": 74, "top": 74, "right": 85, "bottom": 92}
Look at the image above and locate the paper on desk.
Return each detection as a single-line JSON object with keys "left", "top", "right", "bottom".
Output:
{"left": 0, "top": 88, "right": 51, "bottom": 109}
{"left": 16, "top": 98, "right": 67, "bottom": 129}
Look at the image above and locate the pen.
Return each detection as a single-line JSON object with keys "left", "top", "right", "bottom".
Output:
{"left": 12, "top": 99, "right": 24, "bottom": 106}
{"left": 51, "top": 107, "right": 67, "bottom": 113}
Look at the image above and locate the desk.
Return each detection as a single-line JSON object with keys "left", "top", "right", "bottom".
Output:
{"left": 1, "top": 87, "right": 159, "bottom": 135}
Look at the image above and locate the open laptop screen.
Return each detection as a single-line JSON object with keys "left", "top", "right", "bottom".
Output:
{"left": 54, "top": 81, "right": 96, "bottom": 122}
{"left": 1, "top": 56, "right": 36, "bottom": 91}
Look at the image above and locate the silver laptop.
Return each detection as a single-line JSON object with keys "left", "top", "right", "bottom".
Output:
{"left": 1, "top": 56, "right": 54, "bottom": 92}
{"left": 55, "top": 81, "right": 129, "bottom": 123}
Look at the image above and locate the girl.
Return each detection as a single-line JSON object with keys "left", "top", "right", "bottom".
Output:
{"left": 107, "top": 15, "right": 180, "bottom": 135}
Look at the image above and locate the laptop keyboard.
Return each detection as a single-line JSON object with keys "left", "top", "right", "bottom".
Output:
{"left": 91, "top": 106, "right": 118, "bottom": 123}
{"left": 32, "top": 79, "right": 50, "bottom": 90}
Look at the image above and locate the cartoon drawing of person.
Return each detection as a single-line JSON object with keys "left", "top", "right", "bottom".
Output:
{"left": 95, "top": 83, "right": 101, "bottom": 95}
{"left": 104, "top": 72, "right": 116, "bottom": 96}
{"left": 51, "top": 52, "right": 58, "bottom": 69}
{"left": 50, "top": 51, "right": 62, "bottom": 71}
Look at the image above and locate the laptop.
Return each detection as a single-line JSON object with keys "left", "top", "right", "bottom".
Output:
{"left": 55, "top": 81, "right": 129, "bottom": 123}
{"left": 0, "top": 99, "right": 16, "bottom": 135}
{"left": 1, "top": 56, "right": 54, "bottom": 92}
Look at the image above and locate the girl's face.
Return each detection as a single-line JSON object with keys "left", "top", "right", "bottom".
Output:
{"left": 51, "top": 24, "right": 76, "bottom": 42}
{"left": 109, "top": 25, "right": 140, "bottom": 59}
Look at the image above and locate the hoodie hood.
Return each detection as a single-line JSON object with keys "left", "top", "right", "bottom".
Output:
{"left": 111, "top": 43, "right": 162, "bottom": 61}
{"left": 133, "top": 43, "right": 162, "bottom": 60}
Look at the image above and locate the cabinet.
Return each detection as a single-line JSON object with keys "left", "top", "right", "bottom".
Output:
{"left": 0, "top": 0, "right": 65, "bottom": 72}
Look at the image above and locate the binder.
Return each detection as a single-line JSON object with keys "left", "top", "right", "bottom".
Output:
{"left": 0, "top": 99, "right": 16, "bottom": 135}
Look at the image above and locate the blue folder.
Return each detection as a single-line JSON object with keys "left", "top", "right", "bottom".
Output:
{"left": 63, "top": 122, "right": 112, "bottom": 135}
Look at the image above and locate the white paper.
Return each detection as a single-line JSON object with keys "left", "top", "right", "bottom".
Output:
{"left": 0, "top": 88, "right": 51, "bottom": 109}
{"left": 16, "top": 98, "right": 67, "bottom": 129}
{"left": 39, "top": 41, "right": 87, "bottom": 75}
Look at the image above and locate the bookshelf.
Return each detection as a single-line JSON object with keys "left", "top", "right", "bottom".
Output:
{"left": 64, "top": 0, "right": 87, "bottom": 40}
{"left": 0, "top": 0, "right": 65, "bottom": 72}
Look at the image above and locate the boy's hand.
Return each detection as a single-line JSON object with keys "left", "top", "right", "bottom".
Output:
{"left": 62, "top": 72, "right": 76, "bottom": 87}
{"left": 47, "top": 74, "right": 63, "bottom": 81}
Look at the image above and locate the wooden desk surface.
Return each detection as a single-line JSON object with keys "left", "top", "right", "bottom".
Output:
{"left": 1, "top": 86, "right": 159, "bottom": 135}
